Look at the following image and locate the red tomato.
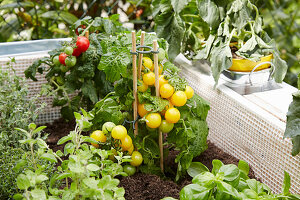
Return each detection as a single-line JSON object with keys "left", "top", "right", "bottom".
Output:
{"left": 59, "top": 53, "right": 68, "bottom": 66}
{"left": 76, "top": 36, "right": 90, "bottom": 52}
{"left": 72, "top": 47, "right": 82, "bottom": 57}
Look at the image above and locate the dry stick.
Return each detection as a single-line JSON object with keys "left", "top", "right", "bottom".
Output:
{"left": 132, "top": 31, "right": 138, "bottom": 136}
{"left": 153, "top": 40, "right": 164, "bottom": 172}
{"left": 137, "top": 31, "right": 146, "bottom": 78}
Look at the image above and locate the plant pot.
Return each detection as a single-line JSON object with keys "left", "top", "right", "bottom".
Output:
{"left": 229, "top": 54, "right": 273, "bottom": 72}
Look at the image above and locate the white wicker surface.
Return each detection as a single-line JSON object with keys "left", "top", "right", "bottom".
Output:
{"left": 1, "top": 53, "right": 299, "bottom": 194}
{"left": 179, "top": 64, "right": 299, "bottom": 194}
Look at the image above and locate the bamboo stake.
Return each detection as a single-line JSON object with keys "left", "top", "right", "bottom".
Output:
{"left": 132, "top": 31, "right": 138, "bottom": 136}
{"left": 153, "top": 40, "right": 163, "bottom": 172}
{"left": 137, "top": 31, "right": 146, "bottom": 78}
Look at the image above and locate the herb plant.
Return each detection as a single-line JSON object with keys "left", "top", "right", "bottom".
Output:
{"left": 13, "top": 112, "right": 127, "bottom": 200}
{"left": 162, "top": 160, "right": 300, "bottom": 200}
{"left": 0, "top": 60, "right": 45, "bottom": 199}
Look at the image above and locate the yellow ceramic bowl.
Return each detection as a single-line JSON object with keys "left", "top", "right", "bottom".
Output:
{"left": 229, "top": 54, "right": 273, "bottom": 72}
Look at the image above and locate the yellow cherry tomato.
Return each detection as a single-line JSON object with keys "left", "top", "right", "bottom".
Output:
{"left": 121, "top": 135, "right": 133, "bottom": 151}
{"left": 130, "top": 151, "right": 143, "bottom": 167}
{"left": 159, "top": 75, "right": 168, "bottom": 87}
{"left": 165, "top": 107, "right": 180, "bottom": 123}
{"left": 160, "top": 83, "right": 174, "bottom": 99}
{"left": 161, "top": 101, "right": 173, "bottom": 116}
{"left": 90, "top": 130, "right": 107, "bottom": 147}
{"left": 142, "top": 57, "right": 154, "bottom": 71}
{"left": 128, "top": 145, "right": 134, "bottom": 155}
{"left": 145, "top": 113, "right": 162, "bottom": 128}
{"left": 138, "top": 104, "right": 150, "bottom": 118}
{"left": 171, "top": 91, "right": 187, "bottom": 107}
{"left": 138, "top": 80, "right": 148, "bottom": 92}
{"left": 159, "top": 64, "right": 163, "bottom": 74}
{"left": 143, "top": 72, "right": 155, "bottom": 86}
{"left": 111, "top": 125, "right": 127, "bottom": 140}
{"left": 185, "top": 85, "right": 194, "bottom": 99}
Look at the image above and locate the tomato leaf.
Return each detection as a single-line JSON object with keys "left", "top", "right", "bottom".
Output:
{"left": 284, "top": 91, "right": 300, "bottom": 156}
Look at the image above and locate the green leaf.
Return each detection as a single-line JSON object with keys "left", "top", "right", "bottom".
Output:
{"left": 31, "top": 189, "right": 47, "bottom": 200}
{"left": 292, "top": 136, "right": 300, "bottom": 156}
{"left": 155, "top": 12, "right": 185, "bottom": 61}
{"left": 41, "top": 153, "right": 57, "bottom": 163}
{"left": 36, "top": 175, "right": 49, "bottom": 184}
{"left": 194, "top": 34, "right": 215, "bottom": 60}
{"left": 180, "top": 184, "right": 210, "bottom": 200}
{"left": 57, "top": 135, "right": 72, "bottom": 145}
{"left": 236, "top": 35, "right": 257, "bottom": 54}
{"left": 81, "top": 80, "right": 98, "bottom": 104}
{"left": 41, "top": 11, "right": 78, "bottom": 24}
{"left": 212, "top": 160, "right": 224, "bottom": 175}
{"left": 187, "top": 162, "right": 209, "bottom": 178}
{"left": 87, "top": 164, "right": 100, "bottom": 171}
{"left": 209, "top": 41, "right": 232, "bottom": 86}
{"left": 216, "top": 181, "right": 240, "bottom": 198}
{"left": 83, "top": 177, "right": 100, "bottom": 189}
{"left": 238, "top": 160, "right": 249, "bottom": 177}
{"left": 219, "top": 164, "right": 240, "bottom": 182}
{"left": 161, "top": 198, "right": 177, "bottom": 200}
{"left": 56, "top": 173, "right": 71, "bottom": 180}
{"left": 282, "top": 171, "right": 291, "bottom": 195}
{"left": 192, "top": 172, "right": 215, "bottom": 188}
{"left": 32, "top": 126, "right": 47, "bottom": 134}
{"left": 246, "top": 179, "right": 264, "bottom": 195}
{"left": 13, "top": 194, "right": 23, "bottom": 200}
{"left": 272, "top": 51, "right": 288, "bottom": 83}
{"left": 284, "top": 92, "right": 300, "bottom": 156}
{"left": 0, "top": 2, "right": 34, "bottom": 9}
{"left": 171, "top": 0, "right": 191, "bottom": 14}
{"left": 17, "top": 174, "right": 30, "bottom": 190}
{"left": 197, "top": 0, "right": 220, "bottom": 29}
{"left": 98, "top": 44, "right": 131, "bottom": 82}
{"left": 61, "top": 106, "right": 74, "bottom": 121}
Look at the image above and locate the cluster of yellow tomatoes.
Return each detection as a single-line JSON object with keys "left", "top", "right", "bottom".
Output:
{"left": 90, "top": 122, "right": 143, "bottom": 167}
{"left": 137, "top": 57, "right": 194, "bottom": 133}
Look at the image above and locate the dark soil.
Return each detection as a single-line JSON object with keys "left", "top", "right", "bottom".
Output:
{"left": 44, "top": 118, "right": 258, "bottom": 200}
{"left": 231, "top": 46, "right": 243, "bottom": 59}
{"left": 44, "top": 118, "right": 76, "bottom": 153}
